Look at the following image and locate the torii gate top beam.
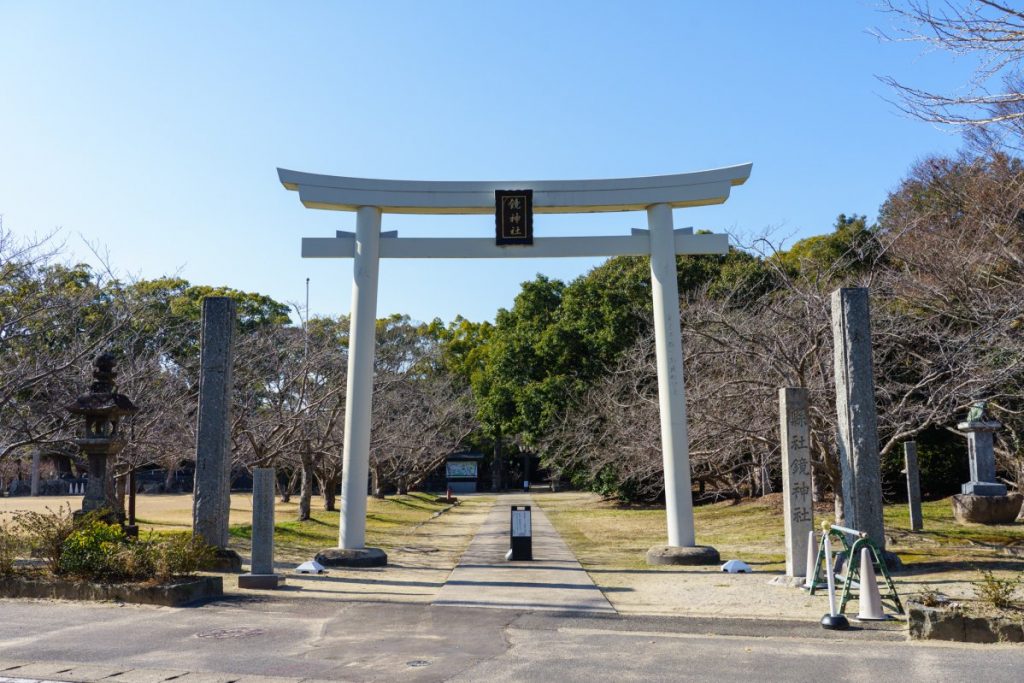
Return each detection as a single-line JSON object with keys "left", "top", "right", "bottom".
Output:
{"left": 277, "top": 164, "right": 752, "bottom": 215}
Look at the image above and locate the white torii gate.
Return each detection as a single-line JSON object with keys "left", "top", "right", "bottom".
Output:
{"left": 280, "top": 163, "right": 752, "bottom": 565}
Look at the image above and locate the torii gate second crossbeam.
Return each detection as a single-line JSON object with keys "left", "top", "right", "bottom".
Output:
{"left": 280, "top": 164, "right": 752, "bottom": 567}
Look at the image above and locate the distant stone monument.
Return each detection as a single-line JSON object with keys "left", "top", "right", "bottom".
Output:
{"left": 65, "top": 352, "right": 137, "bottom": 523}
{"left": 903, "top": 441, "right": 923, "bottom": 532}
{"left": 951, "top": 403, "right": 1022, "bottom": 524}
{"left": 30, "top": 451, "right": 41, "bottom": 497}
{"left": 239, "top": 468, "right": 285, "bottom": 589}
{"left": 831, "top": 288, "right": 887, "bottom": 552}
{"left": 779, "top": 387, "right": 813, "bottom": 578}
{"left": 192, "top": 297, "right": 242, "bottom": 572}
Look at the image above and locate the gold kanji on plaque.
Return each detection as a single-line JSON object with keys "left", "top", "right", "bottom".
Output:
{"left": 495, "top": 190, "right": 533, "bottom": 245}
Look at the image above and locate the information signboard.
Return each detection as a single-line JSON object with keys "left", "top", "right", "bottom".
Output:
{"left": 511, "top": 508, "right": 532, "bottom": 537}
{"left": 509, "top": 505, "right": 533, "bottom": 560}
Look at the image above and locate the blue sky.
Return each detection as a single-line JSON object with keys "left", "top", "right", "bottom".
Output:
{"left": 1, "top": 1, "right": 968, "bottom": 324}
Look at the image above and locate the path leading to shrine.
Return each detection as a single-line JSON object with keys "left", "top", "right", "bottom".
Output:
{"left": 433, "top": 494, "right": 614, "bottom": 613}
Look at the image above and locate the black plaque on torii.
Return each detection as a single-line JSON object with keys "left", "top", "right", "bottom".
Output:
{"left": 495, "top": 189, "right": 533, "bottom": 246}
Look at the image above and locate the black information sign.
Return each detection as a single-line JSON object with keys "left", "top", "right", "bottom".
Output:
{"left": 495, "top": 189, "right": 533, "bottom": 246}
{"left": 509, "top": 505, "right": 533, "bottom": 561}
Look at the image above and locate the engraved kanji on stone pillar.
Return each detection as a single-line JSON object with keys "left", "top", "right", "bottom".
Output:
{"left": 780, "top": 387, "right": 813, "bottom": 577}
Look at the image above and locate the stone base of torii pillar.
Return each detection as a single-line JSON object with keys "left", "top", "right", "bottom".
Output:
{"left": 646, "top": 545, "right": 721, "bottom": 565}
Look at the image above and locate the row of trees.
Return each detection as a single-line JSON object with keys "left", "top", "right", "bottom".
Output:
{"left": 469, "top": 153, "right": 1024, "bottom": 514}
{"left": 3, "top": 148, "right": 1023, "bottom": 515}
{"left": 0, "top": 230, "right": 472, "bottom": 518}
{"left": 5, "top": 0, "right": 1024, "bottom": 519}
{"left": 3, "top": 149, "right": 1022, "bottom": 515}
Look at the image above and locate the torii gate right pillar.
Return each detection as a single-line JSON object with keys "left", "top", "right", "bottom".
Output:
{"left": 646, "top": 203, "right": 720, "bottom": 565}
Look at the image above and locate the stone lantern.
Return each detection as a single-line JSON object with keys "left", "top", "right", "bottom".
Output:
{"left": 66, "top": 352, "right": 137, "bottom": 522}
{"left": 951, "top": 401, "right": 1023, "bottom": 524}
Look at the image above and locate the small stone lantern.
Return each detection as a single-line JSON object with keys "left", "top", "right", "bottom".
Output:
{"left": 65, "top": 352, "right": 137, "bottom": 522}
{"left": 951, "top": 401, "right": 1023, "bottom": 524}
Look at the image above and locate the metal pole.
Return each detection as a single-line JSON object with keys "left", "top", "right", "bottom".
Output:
{"left": 647, "top": 203, "right": 696, "bottom": 547}
{"left": 128, "top": 469, "right": 136, "bottom": 525}
{"left": 338, "top": 206, "right": 381, "bottom": 549}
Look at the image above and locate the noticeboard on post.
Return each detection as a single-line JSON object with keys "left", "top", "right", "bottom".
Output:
{"left": 511, "top": 507, "right": 532, "bottom": 537}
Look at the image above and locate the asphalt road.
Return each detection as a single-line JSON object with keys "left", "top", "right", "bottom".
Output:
{"left": 0, "top": 597, "right": 1020, "bottom": 683}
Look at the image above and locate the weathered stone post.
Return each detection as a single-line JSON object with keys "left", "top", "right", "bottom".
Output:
{"left": 903, "top": 441, "right": 923, "bottom": 532}
{"left": 192, "top": 297, "right": 242, "bottom": 571}
{"left": 831, "top": 288, "right": 886, "bottom": 551}
{"left": 30, "top": 451, "right": 41, "bottom": 497}
{"left": 780, "top": 388, "right": 813, "bottom": 578}
{"left": 239, "top": 468, "right": 285, "bottom": 589}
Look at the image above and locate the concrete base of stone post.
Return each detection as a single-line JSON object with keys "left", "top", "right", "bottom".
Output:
{"left": 239, "top": 468, "right": 285, "bottom": 589}
{"left": 951, "top": 493, "right": 1023, "bottom": 525}
{"left": 207, "top": 548, "right": 243, "bottom": 573}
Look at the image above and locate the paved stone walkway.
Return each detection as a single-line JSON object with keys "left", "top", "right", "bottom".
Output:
{"left": 433, "top": 495, "right": 614, "bottom": 613}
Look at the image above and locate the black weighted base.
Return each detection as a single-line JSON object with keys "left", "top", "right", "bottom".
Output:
{"left": 820, "top": 613, "right": 850, "bottom": 630}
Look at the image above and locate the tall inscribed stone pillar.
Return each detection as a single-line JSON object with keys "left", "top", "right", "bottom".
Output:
{"left": 831, "top": 287, "right": 886, "bottom": 550}
{"left": 780, "top": 388, "right": 813, "bottom": 577}
{"left": 192, "top": 297, "right": 242, "bottom": 571}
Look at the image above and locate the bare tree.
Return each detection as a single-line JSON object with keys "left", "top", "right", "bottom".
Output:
{"left": 0, "top": 223, "right": 135, "bottom": 466}
{"left": 369, "top": 316, "right": 475, "bottom": 496}
{"left": 878, "top": 0, "right": 1024, "bottom": 149}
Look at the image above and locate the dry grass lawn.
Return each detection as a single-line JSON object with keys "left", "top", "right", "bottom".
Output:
{"left": 537, "top": 490, "right": 1024, "bottom": 614}
{"left": 0, "top": 491, "right": 477, "bottom": 563}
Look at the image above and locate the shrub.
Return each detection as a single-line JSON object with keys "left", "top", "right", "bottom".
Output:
{"left": 111, "top": 540, "right": 156, "bottom": 581}
{"left": 13, "top": 505, "right": 76, "bottom": 573}
{"left": 0, "top": 521, "right": 20, "bottom": 576}
{"left": 153, "top": 534, "right": 215, "bottom": 583}
{"left": 4, "top": 506, "right": 215, "bottom": 584}
{"left": 58, "top": 519, "right": 128, "bottom": 581}
{"left": 974, "top": 570, "right": 1020, "bottom": 611}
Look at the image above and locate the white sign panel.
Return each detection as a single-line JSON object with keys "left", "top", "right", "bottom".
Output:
{"left": 511, "top": 509, "right": 531, "bottom": 537}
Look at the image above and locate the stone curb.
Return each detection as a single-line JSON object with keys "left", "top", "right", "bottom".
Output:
{"left": 0, "top": 659, "right": 327, "bottom": 683}
{"left": 0, "top": 575, "right": 222, "bottom": 607}
{"left": 907, "top": 602, "right": 1024, "bottom": 643}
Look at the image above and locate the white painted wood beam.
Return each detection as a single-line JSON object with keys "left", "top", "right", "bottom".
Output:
{"left": 279, "top": 165, "right": 752, "bottom": 215}
{"left": 301, "top": 233, "right": 728, "bottom": 259}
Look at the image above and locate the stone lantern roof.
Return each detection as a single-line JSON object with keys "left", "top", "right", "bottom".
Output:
{"left": 65, "top": 352, "right": 137, "bottom": 438}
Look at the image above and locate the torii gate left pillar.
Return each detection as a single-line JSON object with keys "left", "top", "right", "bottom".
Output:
{"left": 280, "top": 164, "right": 751, "bottom": 567}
